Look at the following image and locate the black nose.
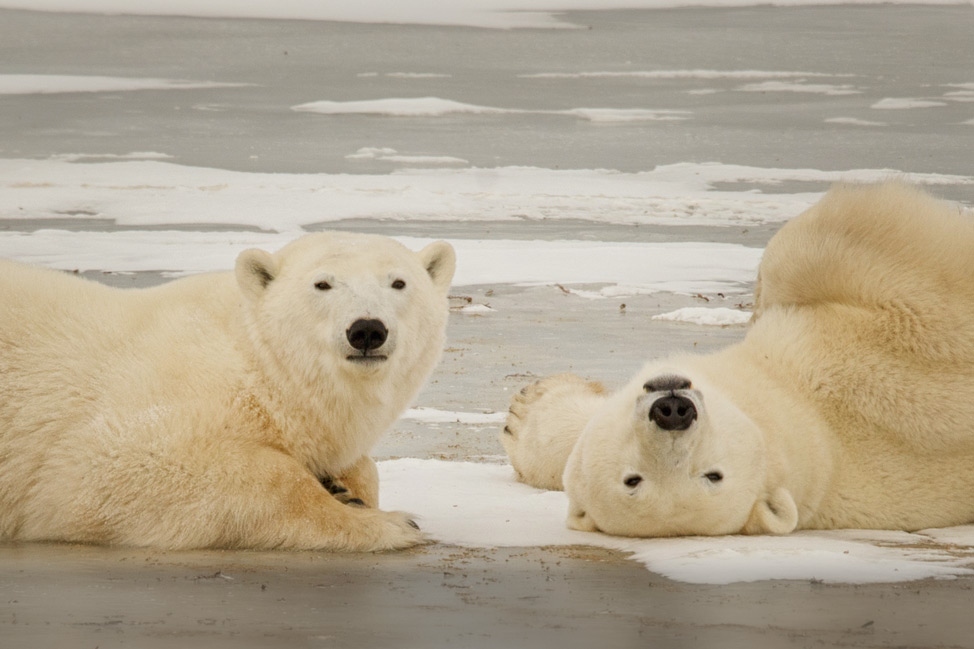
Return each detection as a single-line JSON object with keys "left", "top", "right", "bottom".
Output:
{"left": 649, "top": 395, "right": 697, "bottom": 431}
{"left": 346, "top": 318, "right": 388, "bottom": 352}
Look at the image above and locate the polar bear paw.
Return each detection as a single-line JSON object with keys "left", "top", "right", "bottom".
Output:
{"left": 502, "top": 373, "right": 608, "bottom": 491}
{"left": 319, "top": 474, "right": 367, "bottom": 507}
{"left": 505, "top": 373, "right": 604, "bottom": 440}
{"left": 347, "top": 508, "right": 427, "bottom": 551}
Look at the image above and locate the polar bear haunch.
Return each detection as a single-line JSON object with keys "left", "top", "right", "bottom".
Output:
{"left": 0, "top": 232, "right": 455, "bottom": 551}
{"left": 506, "top": 183, "right": 974, "bottom": 537}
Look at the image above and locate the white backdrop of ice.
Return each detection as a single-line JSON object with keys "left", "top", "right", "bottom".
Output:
{"left": 0, "top": 229, "right": 764, "bottom": 293}
{"left": 2, "top": 157, "right": 971, "bottom": 291}
{"left": 3, "top": 158, "right": 970, "bottom": 233}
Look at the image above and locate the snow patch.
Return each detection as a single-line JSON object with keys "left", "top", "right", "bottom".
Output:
{"left": 50, "top": 152, "right": 175, "bottom": 162}
{"left": 871, "top": 97, "right": 948, "bottom": 110}
{"left": 652, "top": 307, "right": 752, "bottom": 326}
{"left": 825, "top": 117, "right": 887, "bottom": 127}
{"left": 736, "top": 81, "right": 861, "bottom": 95}
{"left": 385, "top": 72, "right": 453, "bottom": 79}
{"left": 562, "top": 107, "right": 691, "bottom": 122}
{"left": 944, "top": 90, "right": 974, "bottom": 102}
{"left": 292, "top": 97, "right": 690, "bottom": 122}
{"left": 345, "top": 147, "right": 468, "bottom": 165}
{"left": 0, "top": 74, "right": 248, "bottom": 95}
{"left": 293, "top": 97, "right": 508, "bottom": 117}
{"left": 457, "top": 304, "right": 496, "bottom": 314}
{"left": 401, "top": 408, "right": 507, "bottom": 425}
{"left": 519, "top": 69, "right": 852, "bottom": 80}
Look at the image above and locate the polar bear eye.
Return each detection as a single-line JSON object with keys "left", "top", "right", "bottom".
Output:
{"left": 314, "top": 281, "right": 332, "bottom": 291}
{"left": 704, "top": 471, "right": 724, "bottom": 484}
{"left": 623, "top": 474, "right": 643, "bottom": 488}
{"left": 391, "top": 279, "right": 406, "bottom": 290}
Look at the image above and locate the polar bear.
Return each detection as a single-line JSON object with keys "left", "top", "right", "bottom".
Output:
{"left": 503, "top": 183, "right": 974, "bottom": 537}
{"left": 0, "top": 232, "right": 455, "bottom": 551}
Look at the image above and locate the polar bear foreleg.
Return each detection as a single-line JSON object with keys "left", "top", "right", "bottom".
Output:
{"left": 220, "top": 449, "right": 423, "bottom": 551}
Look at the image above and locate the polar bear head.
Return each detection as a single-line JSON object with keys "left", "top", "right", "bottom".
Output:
{"left": 563, "top": 360, "right": 798, "bottom": 537}
{"left": 234, "top": 233, "right": 455, "bottom": 393}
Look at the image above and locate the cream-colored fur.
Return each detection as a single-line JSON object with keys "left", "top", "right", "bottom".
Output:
{"left": 0, "top": 232, "right": 455, "bottom": 551}
{"left": 509, "top": 183, "right": 974, "bottom": 537}
{"left": 502, "top": 374, "right": 607, "bottom": 490}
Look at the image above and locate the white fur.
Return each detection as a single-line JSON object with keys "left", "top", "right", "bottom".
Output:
{"left": 0, "top": 232, "right": 455, "bottom": 551}
{"left": 502, "top": 374, "right": 607, "bottom": 490}
{"left": 512, "top": 183, "right": 974, "bottom": 537}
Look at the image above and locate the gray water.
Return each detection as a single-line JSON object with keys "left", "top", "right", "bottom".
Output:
{"left": 0, "top": 6, "right": 972, "bottom": 190}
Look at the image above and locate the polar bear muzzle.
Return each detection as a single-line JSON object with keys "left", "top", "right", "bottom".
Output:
{"left": 643, "top": 375, "right": 698, "bottom": 431}
{"left": 648, "top": 394, "right": 697, "bottom": 431}
{"left": 345, "top": 318, "right": 389, "bottom": 361}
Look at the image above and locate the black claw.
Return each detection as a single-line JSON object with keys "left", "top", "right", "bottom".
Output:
{"left": 319, "top": 476, "right": 349, "bottom": 495}
{"left": 408, "top": 519, "right": 420, "bottom": 530}
{"left": 503, "top": 426, "right": 513, "bottom": 436}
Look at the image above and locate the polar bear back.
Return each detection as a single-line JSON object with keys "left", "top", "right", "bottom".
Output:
{"left": 0, "top": 262, "right": 243, "bottom": 505}
{"left": 748, "top": 183, "right": 974, "bottom": 452}
{"left": 0, "top": 260, "right": 241, "bottom": 403}
{"left": 754, "top": 182, "right": 974, "bottom": 339}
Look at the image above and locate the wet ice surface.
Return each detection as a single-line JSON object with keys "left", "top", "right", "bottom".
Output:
{"left": 1, "top": 1, "right": 974, "bottom": 599}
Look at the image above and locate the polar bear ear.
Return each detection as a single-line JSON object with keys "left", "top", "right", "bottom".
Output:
{"left": 235, "top": 248, "right": 279, "bottom": 302}
{"left": 418, "top": 240, "right": 456, "bottom": 294}
{"left": 743, "top": 487, "right": 798, "bottom": 535}
{"left": 566, "top": 502, "right": 599, "bottom": 532}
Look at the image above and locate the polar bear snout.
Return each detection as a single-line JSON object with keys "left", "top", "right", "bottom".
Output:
{"left": 346, "top": 318, "right": 389, "bottom": 358}
{"left": 648, "top": 395, "right": 697, "bottom": 431}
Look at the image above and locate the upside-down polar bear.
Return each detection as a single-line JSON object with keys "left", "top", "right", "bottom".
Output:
{"left": 504, "top": 183, "right": 974, "bottom": 537}
{"left": 0, "top": 233, "right": 455, "bottom": 551}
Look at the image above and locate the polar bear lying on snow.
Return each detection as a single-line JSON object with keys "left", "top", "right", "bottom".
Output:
{"left": 0, "top": 233, "right": 454, "bottom": 551}
{"left": 504, "top": 183, "right": 974, "bottom": 536}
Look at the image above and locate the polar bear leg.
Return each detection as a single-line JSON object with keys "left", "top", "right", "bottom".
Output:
{"left": 320, "top": 455, "right": 380, "bottom": 509}
{"left": 223, "top": 450, "right": 422, "bottom": 551}
{"left": 502, "top": 374, "right": 608, "bottom": 490}
{"left": 76, "top": 445, "right": 424, "bottom": 552}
